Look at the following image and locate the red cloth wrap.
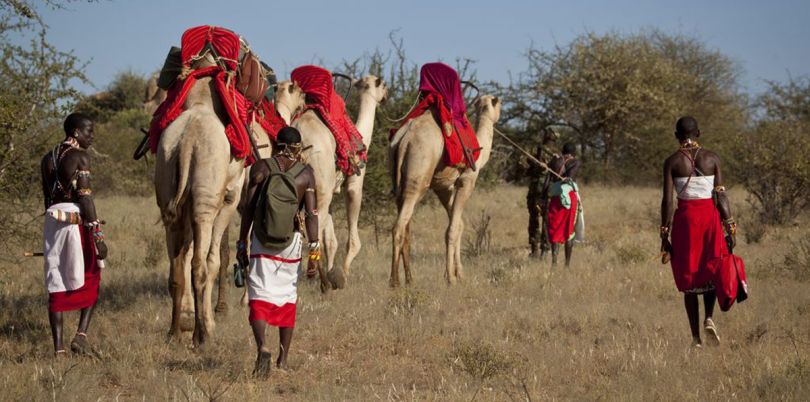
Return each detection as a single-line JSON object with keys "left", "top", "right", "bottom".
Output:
{"left": 248, "top": 300, "right": 296, "bottom": 328}
{"left": 181, "top": 26, "right": 239, "bottom": 71}
{"left": 256, "top": 99, "right": 287, "bottom": 141}
{"left": 547, "top": 190, "right": 578, "bottom": 244}
{"left": 389, "top": 92, "right": 480, "bottom": 168}
{"left": 148, "top": 66, "right": 254, "bottom": 165}
{"left": 49, "top": 225, "right": 100, "bottom": 313}
{"left": 291, "top": 65, "right": 366, "bottom": 176}
{"left": 670, "top": 198, "right": 728, "bottom": 292}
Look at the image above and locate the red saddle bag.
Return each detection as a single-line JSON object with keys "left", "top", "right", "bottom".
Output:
{"left": 714, "top": 253, "right": 748, "bottom": 312}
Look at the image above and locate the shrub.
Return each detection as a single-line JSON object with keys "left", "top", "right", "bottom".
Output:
{"left": 735, "top": 120, "right": 810, "bottom": 225}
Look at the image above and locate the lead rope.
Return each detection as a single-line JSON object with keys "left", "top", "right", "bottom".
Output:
{"left": 383, "top": 94, "right": 421, "bottom": 123}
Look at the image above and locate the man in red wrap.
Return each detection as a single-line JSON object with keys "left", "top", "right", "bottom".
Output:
{"left": 40, "top": 113, "right": 108, "bottom": 357}
{"left": 543, "top": 143, "right": 581, "bottom": 267}
{"left": 660, "top": 116, "right": 737, "bottom": 347}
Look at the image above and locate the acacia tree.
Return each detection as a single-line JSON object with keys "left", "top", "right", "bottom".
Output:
{"left": 496, "top": 31, "right": 746, "bottom": 182}
{"left": 0, "top": 0, "right": 88, "bottom": 250}
{"left": 737, "top": 78, "right": 810, "bottom": 224}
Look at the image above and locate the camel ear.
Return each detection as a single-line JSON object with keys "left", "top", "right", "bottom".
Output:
{"left": 375, "top": 77, "right": 382, "bottom": 87}
{"left": 491, "top": 97, "right": 500, "bottom": 107}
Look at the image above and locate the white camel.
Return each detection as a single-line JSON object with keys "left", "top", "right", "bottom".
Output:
{"left": 339, "top": 76, "right": 388, "bottom": 279}
{"left": 277, "top": 75, "right": 387, "bottom": 287}
{"left": 154, "top": 55, "right": 245, "bottom": 345}
{"left": 388, "top": 95, "right": 501, "bottom": 286}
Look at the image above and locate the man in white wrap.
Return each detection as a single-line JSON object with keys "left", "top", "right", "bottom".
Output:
{"left": 237, "top": 127, "right": 320, "bottom": 376}
{"left": 40, "top": 113, "right": 108, "bottom": 357}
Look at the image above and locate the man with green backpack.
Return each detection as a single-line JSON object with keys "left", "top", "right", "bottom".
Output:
{"left": 237, "top": 127, "right": 320, "bottom": 376}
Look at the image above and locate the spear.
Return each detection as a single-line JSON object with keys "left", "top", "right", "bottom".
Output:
{"left": 493, "top": 127, "right": 565, "bottom": 180}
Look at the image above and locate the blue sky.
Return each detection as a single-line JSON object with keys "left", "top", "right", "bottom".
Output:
{"left": 28, "top": 0, "right": 810, "bottom": 95}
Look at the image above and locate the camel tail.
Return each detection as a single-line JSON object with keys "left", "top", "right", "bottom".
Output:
{"left": 162, "top": 140, "right": 193, "bottom": 226}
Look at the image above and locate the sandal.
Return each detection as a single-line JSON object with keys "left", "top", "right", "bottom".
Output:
{"left": 704, "top": 319, "right": 720, "bottom": 346}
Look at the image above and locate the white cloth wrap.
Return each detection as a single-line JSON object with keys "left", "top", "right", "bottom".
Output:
{"left": 247, "top": 232, "right": 302, "bottom": 306}
{"left": 43, "top": 203, "right": 84, "bottom": 293}
{"left": 674, "top": 175, "right": 714, "bottom": 200}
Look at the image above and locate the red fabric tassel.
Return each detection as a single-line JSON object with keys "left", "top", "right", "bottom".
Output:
{"left": 49, "top": 225, "right": 100, "bottom": 313}
{"left": 256, "top": 99, "right": 287, "bottom": 141}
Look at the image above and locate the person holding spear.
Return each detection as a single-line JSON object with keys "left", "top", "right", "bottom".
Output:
{"left": 39, "top": 113, "right": 108, "bottom": 357}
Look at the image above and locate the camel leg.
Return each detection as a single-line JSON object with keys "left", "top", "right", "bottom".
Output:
{"left": 391, "top": 194, "right": 419, "bottom": 288}
{"left": 402, "top": 222, "right": 412, "bottom": 284}
{"left": 342, "top": 173, "right": 364, "bottom": 278}
{"left": 215, "top": 230, "right": 229, "bottom": 314}
{"left": 323, "top": 214, "right": 343, "bottom": 289}
{"left": 433, "top": 186, "right": 457, "bottom": 284}
{"left": 455, "top": 219, "right": 465, "bottom": 280}
{"left": 446, "top": 182, "right": 476, "bottom": 284}
{"left": 166, "top": 221, "right": 191, "bottom": 340}
{"left": 189, "top": 209, "right": 216, "bottom": 347}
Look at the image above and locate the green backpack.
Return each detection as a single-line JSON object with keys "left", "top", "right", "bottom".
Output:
{"left": 253, "top": 158, "right": 306, "bottom": 250}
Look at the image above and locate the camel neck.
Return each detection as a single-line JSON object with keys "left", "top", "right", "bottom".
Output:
{"left": 276, "top": 103, "right": 294, "bottom": 125}
{"left": 354, "top": 94, "right": 378, "bottom": 148}
{"left": 475, "top": 114, "right": 496, "bottom": 167}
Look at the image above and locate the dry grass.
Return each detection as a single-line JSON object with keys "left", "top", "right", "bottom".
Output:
{"left": 1, "top": 185, "right": 809, "bottom": 401}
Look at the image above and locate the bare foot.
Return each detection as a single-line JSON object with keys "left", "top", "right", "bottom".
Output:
{"left": 254, "top": 351, "right": 273, "bottom": 378}
{"left": 70, "top": 333, "right": 100, "bottom": 358}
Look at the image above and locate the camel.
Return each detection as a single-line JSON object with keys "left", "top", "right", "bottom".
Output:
{"left": 144, "top": 73, "right": 167, "bottom": 115}
{"left": 274, "top": 80, "right": 305, "bottom": 124}
{"left": 283, "top": 75, "right": 387, "bottom": 287}
{"left": 388, "top": 94, "right": 501, "bottom": 286}
{"left": 339, "top": 76, "right": 388, "bottom": 278}
{"left": 154, "top": 55, "right": 245, "bottom": 345}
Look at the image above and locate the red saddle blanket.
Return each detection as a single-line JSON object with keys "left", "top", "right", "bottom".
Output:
{"left": 148, "top": 65, "right": 254, "bottom": 165}
{"left": 181, "top": 25, "right": 240, "bottom": 71}
{"left": 149, "top": 26, "right": 258, "bottom": 165}
{"left": 390, "top": 62, "right": 479, "bottom": 169}
{"left": 256, "top": 98, "right": 287, "bottom": 141}
{"left": 290, "top": 65, "right": 366, "bottom": 176}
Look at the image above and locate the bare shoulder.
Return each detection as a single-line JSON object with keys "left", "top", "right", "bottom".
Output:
{"left": 64, "top": 148, "right": 91, "bottom": 168}
{"left": 663, "top": 151, "right": 680, "bottom": 167}
{"left": 700, "top": 148, "right": 722, "bottom": 162}
{"left": 300, "top": 164, "right": 315, "bottom": 180}
{"left": 249, "top": 161, "right": 270, "bottom": 183}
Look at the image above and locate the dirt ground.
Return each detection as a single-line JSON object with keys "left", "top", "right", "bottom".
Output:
{"left": 1, "top": 184, "right": 808, "bottom": 401}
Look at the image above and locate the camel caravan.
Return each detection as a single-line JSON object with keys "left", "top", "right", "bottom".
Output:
{"left": 140, "top": 26, "right": 500, "bottom": 345}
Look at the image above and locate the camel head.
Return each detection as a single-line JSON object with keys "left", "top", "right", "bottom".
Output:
{"left": 475, "top": 95, "right": 501, "bottom": 123}
{"left": 275, "top": 80, "right": 306, "bottom": 121}
{"left": 353, "top": 75, "right": 388, "bottom": 104}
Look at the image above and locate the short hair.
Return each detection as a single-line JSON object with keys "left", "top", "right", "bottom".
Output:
{"left": 276, "top": 126, "right": 302, "bottom": 145}
{"left": 562, "top": 142, "right": 576, "bottom": 155}
{"left": 675, "top": 116, "right": 699, "bottom": 138}
{"left": 63, "top": 113, "right": 91, "bottom": 137}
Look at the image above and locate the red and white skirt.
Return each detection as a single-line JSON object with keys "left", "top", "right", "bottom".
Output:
{"left": 247, "top": 232, "right": 302, "bottom": 328}
{"left": 48, "top": 225, "right": 101, "bottom": 312}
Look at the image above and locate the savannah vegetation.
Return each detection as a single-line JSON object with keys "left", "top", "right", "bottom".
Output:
{"left": 1, "top": 1, "right": 809, "bottom": 400}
